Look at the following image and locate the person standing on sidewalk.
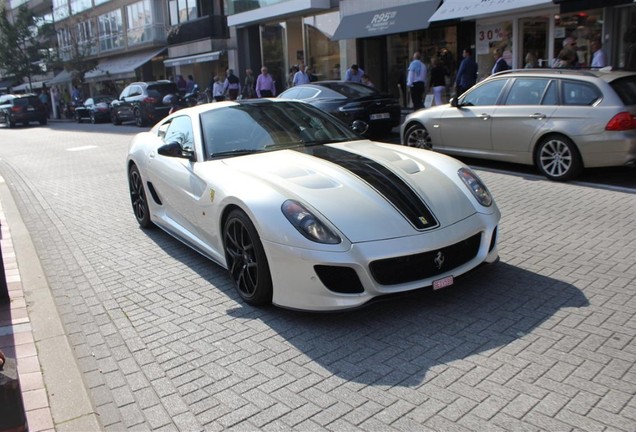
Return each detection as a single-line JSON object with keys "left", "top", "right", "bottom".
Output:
{"left": 455, "top": 48, "right": 478, "bottom": 96}
{"left": 256, "top": 66, "right": 276, "bottom": 98}
{"left": 407, "top": 51, "right": 427, "bottom": 110}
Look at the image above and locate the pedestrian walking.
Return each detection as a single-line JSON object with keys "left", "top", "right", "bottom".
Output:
{"left": 292, "top": 63, "right": 310, "bottom": 86}
{"left": 344, "top": 64, "right": 365, "bottom": 83}
{"left": 223, "top": 69, "right": 241, "bottom": 100}
{"left": 242, "top": 68, "right": 256, "bottom": 99}
{"left": 256, "top": 66, "right": 276, "bottom": 98}
{"left": 407, "top": 51, "right": 427, "bottom": 110}
{"left": 455, "top": 48, "right": 478, "bottom": 96}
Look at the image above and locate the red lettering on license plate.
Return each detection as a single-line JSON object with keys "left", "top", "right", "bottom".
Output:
{"left": 433, "top": 275, "right": 454, "bottom": 290}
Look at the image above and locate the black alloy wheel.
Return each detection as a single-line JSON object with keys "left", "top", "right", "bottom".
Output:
{"left": 223, "top": 209, "right": 273, "bottom": 306}
{"left": 128, "top": 164, "right": 152, "bottom": 228}
{"left": 404, "top": 123, "right": 433, "bottom": 150}
{"left": 134, "top": 109, "right": 145, "bottom": 127}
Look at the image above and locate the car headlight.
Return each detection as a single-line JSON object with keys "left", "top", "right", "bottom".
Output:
{"left": 458, "top": 168, "right": 493, "bottom": 207}
{"left": 282, "top": 200, "right": 341, "bottom": 244}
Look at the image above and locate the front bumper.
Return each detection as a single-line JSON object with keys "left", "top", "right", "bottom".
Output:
{"left": 263, "top": 211, "right": 499, "bottom": 311}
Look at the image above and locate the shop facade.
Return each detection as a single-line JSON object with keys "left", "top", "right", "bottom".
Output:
{"left": 224, "top": 0, "right": 636, "bottom": 107}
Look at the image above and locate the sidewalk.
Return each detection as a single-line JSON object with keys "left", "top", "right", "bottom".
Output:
{"left": 0, "top": 176, "right": 101, "bottom": 431}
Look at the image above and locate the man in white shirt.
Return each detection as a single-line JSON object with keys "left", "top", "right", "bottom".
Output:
{"left": 590, "top": 39, "right": 607, "bottom": 68}
{"left": 407, "top": 51, "right": 427, "bottom": 110}
{"left": 292, "top": 63, "right": 311, "bottom": 86}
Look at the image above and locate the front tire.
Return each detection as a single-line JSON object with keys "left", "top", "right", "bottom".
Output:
{"left": 535, "top": 135, "right": 582, "bottom": 181}
{"left": 223, "top": 209, "right": 273, "bottom": 306}
{"left": 404, "top": 123, "right": 432, "bottom": 149}
{"left": 128, "top": 164, "right": 152, "bottom": 228}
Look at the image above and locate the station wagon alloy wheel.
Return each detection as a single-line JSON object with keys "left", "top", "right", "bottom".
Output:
{"left": 536, "top": 135, "right": 582, "bottom": 181}
{"left": 404, "top": 124, "right": 432, "bottom": 150}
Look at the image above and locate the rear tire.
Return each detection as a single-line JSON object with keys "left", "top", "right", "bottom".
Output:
{"left": 535, "top": 135, "right": 582, "bottom": 181}
{"left": 134, "top": 109, "right": 146, "bottom": 127}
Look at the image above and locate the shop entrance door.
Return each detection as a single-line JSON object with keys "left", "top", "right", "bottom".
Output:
{"left": 519, "top": 17, "right": 549, "bottom": 68}
{"left": 261, "top": 23, "right": 287, "bottom": 95}
{"left": 360, "top": 38, "right": 387, "bottom": 93}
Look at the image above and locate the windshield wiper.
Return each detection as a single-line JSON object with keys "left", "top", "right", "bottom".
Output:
{"left": 211, "top": 149, "right": 264, "bottom": 158}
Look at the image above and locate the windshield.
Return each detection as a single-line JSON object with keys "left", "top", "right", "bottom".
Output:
{"left": 318, "top": 82, "right": 379, "bottom": 98}
{"left": 200, "top": 101, "right": 361, "bottom": 159}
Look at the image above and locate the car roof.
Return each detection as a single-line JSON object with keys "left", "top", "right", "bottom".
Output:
{"left": 491, "top": 68, "right": 636, "bottom": 83}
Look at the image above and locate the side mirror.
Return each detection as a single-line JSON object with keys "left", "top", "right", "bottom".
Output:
{"left": 350, "top": 120, "right": 369, "bottom": 136}
{"left": 450, "top": 97, "right": 459, "bottom": 107}
{"left": 158, "top": 142, "right": 195, "bottom": 161}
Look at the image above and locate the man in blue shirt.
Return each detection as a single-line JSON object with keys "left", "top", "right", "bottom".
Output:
{"left": 344, "top": 64, "right": 364, "bottom": 83}
{"left": 455, "top": 48, "right": 478, "bottom": 96}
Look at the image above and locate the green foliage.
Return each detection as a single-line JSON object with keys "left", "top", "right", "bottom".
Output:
{"left": 0, "top": 4, "right": 45, "bottom": 85}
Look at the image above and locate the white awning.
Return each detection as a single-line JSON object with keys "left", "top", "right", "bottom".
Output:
{"left": 11, "top": 80, "right": 47, "bottom": 92}
{"left": 164, "top": 51, "right": 224, "bottom": 68}
{"left": 84, "top": 48, "right": 166, "bottom": 82}
{"left": 47, "top": 70, "right": 73, "bottom": 86}
{"left": 332, "top": 1, "right": 440, "bottom": 41}
{"left": 429, "top": 0, "right": 554, "bottom": 22}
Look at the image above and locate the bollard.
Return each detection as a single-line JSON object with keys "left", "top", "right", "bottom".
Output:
{"left": 0, "top": 356, "right": 28, "bottom": 432}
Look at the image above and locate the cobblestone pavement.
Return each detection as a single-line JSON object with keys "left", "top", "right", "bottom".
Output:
{"left": 0, "top": 123, "right": 635, "bottom": 431}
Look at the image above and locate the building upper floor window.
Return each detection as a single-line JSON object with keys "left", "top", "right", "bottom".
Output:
{"left": 127, "top": 0, "right": 153, "bottom": 46}
{"left": 70, "top": 0, "right": 92, "bottom": 15}
{"left": 53, "top": 0, "right": 70, "bottom": 21}
{"left": 98, "top": 9, "right": 123, "bottom": 52}
{"left": 168, "top": 0, "right": 198, "bottom": 26}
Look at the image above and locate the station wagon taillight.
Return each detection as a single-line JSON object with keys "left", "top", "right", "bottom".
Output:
{"left": 605, "top": 112, "right": 636, "bottom": 131}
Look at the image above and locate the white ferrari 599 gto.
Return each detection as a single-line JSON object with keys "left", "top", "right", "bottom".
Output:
{"left": 127, "top": 99, "right": 500, "bottom": 311}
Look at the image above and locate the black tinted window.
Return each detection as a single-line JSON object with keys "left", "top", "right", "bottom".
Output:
{"left": 562, "top": 80, "right": 601, "bottom": 105}
{"left": 610, "top": 75, "right": 636, "bottom": 106}
{"left": 148, "top": 83, "right": 179, "bottom": 99}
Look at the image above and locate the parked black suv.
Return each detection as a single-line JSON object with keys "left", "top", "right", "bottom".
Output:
{"left": 110, "top": 81, "right": 178, "bottom": 127}
{"left": 0, "top": 94, "right": 47, "bottom": 128}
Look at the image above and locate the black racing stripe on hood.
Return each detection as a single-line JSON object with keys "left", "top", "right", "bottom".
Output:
{"left": 304, "top": 145, "right": 438, "bottom": 230}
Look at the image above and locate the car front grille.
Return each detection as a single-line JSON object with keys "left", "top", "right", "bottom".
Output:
{"left": 369, "top": 232, "right": 482, "bottom": 285}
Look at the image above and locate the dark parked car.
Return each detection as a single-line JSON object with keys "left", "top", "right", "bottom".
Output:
{"left": 110, "top": 81, "right": 178, "bottom": 127}
{"left": 278, "top": 81, "right": 401, "bottom": 133}
{"left": 0, "top": 94, "right": 47, "bottom": 128}
{"left": 75, "top": 96, "right": 114, "bottom": 123}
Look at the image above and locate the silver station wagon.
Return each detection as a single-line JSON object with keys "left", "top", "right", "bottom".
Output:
{"left": 401, "top": 69, "right": 636, "bottom": 181}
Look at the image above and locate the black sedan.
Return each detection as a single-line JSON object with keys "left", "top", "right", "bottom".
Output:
{"left": 75, "top": 96, "right": 113, "bottom": 123}
{"left": 278, "top": 81, "right": 401, "bottom": 134}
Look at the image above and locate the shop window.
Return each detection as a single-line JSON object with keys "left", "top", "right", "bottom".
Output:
{"left": 553, "top": 10, "right": 603, "bottom": 68}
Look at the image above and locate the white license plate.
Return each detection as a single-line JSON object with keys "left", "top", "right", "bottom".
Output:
{"left": 433, "top": 275, "right": 454, "bottom": 290}
{"left": 27, "top": 107, "right": 34, "bottom": 111}
{"left": 370, "top": 113, "right": 390, "bottom": 120}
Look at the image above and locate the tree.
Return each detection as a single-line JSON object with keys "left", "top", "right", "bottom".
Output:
{"left": 57, "top": 14, "right": 98, "bottom": 86}
{"left": 0, "top": 4, "right": 46, "bottom": 90}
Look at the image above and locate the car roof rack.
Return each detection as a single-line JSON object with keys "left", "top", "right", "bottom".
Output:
{"left": 493, "top": 68, "right": 599, "bottom": 77}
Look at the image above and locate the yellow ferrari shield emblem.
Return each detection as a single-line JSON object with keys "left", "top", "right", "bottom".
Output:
{"left": 210, "top": 189, "right": 215, "bottom": 203}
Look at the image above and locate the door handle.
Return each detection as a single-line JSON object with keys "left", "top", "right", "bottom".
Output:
{"left": 478, "top": 113, "right": 491, "bottom": 120}
{"left": 530, "top": 113, "right": 546, "bottom": 119}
